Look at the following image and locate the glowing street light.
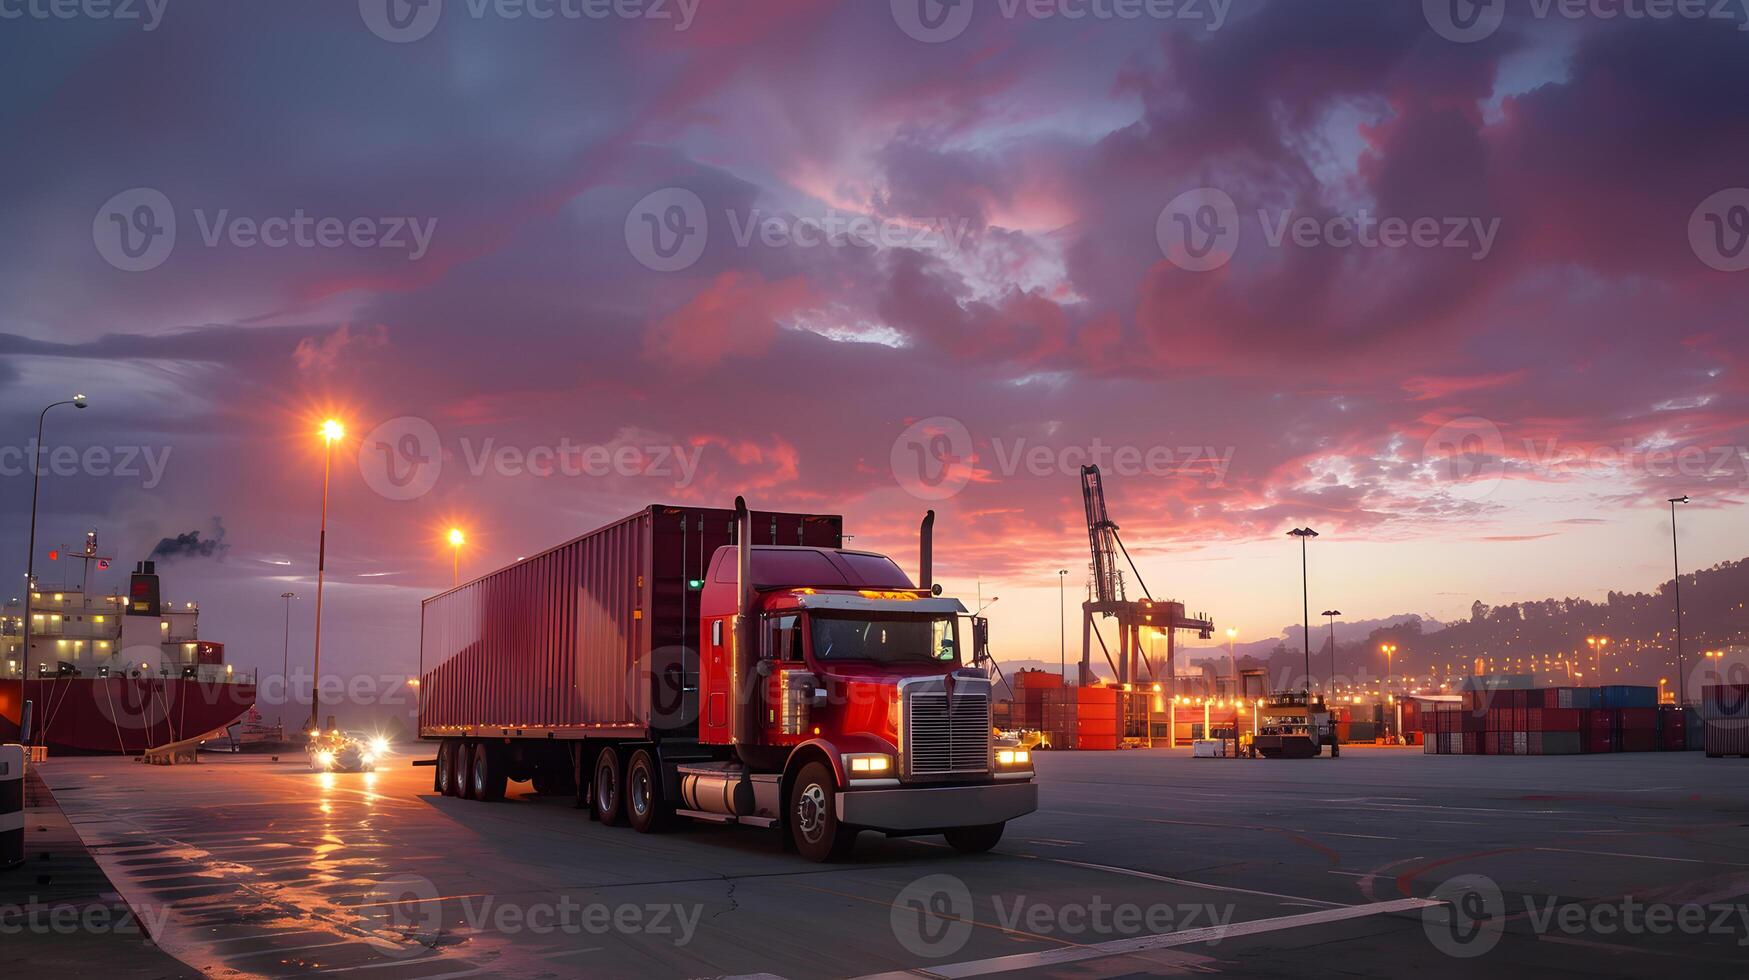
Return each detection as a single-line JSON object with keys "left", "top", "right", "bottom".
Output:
{"left": 448, "top": 528, "right": 466, "bottom": 587}
{"left": 310, "top": 418, "right": 344, "bottom": 734}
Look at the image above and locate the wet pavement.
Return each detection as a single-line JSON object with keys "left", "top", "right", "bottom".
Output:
{"left": 26, "top": 747, "right": 1749, "bottom": 978}
{"left": 2, "top": 768, "right": 197, "bottom": 979}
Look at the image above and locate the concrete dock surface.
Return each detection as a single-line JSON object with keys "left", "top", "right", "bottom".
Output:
{"left": 13, "top": 746, "right": 1749, "bottom": 978}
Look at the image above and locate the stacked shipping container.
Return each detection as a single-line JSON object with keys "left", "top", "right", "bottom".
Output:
{"left": 1702, "top": 684, "right": 1749, "bottom": 758}
{"left": 1421, "top": 686, "right": 1682, "bottom": 755}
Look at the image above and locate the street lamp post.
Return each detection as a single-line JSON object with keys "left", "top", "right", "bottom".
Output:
{"left": 1287, "top": 528, "right": 1319, "bottom": 697}
{"left": 279, "top": 592, "right": 297, "bottom": 735}
{"left": 1380, "top": 643, "right": 1397, "bottom": 694}
{"left": 1669, "top": 495, "right": 1690, "bottom": 705}
{"left": 1057, "top": 569, "right": 1069, "bottom": 684}
{"left": 23, "top": 393, "right": 88, "bottom": 746}
{"left": 1226, "top": 626, "right": 1238, "bottom": 700}
{"left": 1322, "top": 611, "right": 1341, "bottom": 695}
{"left": 310, "top": 419, "right": 343, "bottom": 735}
{"left": 448, "top": 528, "right": 466, "bottom": 587}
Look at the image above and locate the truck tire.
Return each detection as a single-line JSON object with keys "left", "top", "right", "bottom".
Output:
{"left": 458, "top": 742, "right": 479, "bottom": 800}
{"left": 472, "top": 741, "right": 507, "bottom": 802}
{"left": 593, "top": 746, "right": 625, "bottom": 826}
{"left": 789, "top": 761, "right": 856, "bottom": 862}
{"left": 436, "top": 740, "right": 457, "bottom": 796}
{"left": 625, "top": 749, "right": 670, "bottom": 834}
{"left": 944, "top": 822, "right": 1005, "bottom": 854}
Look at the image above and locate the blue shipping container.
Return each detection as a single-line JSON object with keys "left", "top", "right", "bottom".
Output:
{"left": 1600, "top": 685, "right": 1657, "bottom": 709}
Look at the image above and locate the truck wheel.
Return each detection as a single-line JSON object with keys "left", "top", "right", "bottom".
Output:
{"left": 458, "top": 742, "right": 478, "bottom": 800}
{"left": 789, "top": 762, "right": 856, "bottom": 862}
{"left": 436, "top": 740, "right": 456, "bottom": 796}
{"left": 472, "top": 741, "right": 507, "bottom": 802}
{"left": 625, "top": 749, "right": 670, "bottom": 834}
{"left": 944, "top": 822, "right": 1005, "bottom": 854}
{"left": 593, "top": 746, "right": 625, "bottom": 826}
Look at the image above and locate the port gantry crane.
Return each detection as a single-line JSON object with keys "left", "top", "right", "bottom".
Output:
{"left": 1078, "top": 464, "right": 1215, "bottom": 691}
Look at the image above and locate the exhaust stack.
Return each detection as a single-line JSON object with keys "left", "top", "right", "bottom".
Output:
{"left": 919, "top": 510, "right": 935, "bottom": 592}
{"left": 732, "top": 497, "right": 759, "bottom": 757}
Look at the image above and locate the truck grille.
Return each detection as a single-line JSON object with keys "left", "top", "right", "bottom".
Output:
{"left": 904, "top": 685, "right": 991, "bottom": 779}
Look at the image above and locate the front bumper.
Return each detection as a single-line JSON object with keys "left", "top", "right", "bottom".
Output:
{"left": 837, "top": 779, "right": 1037, "bottom": 832}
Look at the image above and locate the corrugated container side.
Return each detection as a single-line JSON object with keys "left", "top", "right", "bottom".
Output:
{"left": 419, "top": 510, "right": 649, "bottom": 734}
{"left": 1705, "top": 718, "right": 1749, "bottom": 756}
{"left": 1703, "top": 684, "right": 1749, "bottom": 721}
{"left": 419, "top": 505, "right": 841, "bottom": 738}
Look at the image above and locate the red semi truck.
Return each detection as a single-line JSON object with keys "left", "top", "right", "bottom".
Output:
{"left": 419, "top": 500, "right": 1037, "bottom": 860}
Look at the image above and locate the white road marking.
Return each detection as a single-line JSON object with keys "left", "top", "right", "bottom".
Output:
{"left": 1536, "top": 847, "right": 1747, "bottom": 867}
{"left": 853, "top": 898, "right": 1442, "bottom": 979}
{"left": 1048, "top": 859, "right": 1346, "bottom": 908}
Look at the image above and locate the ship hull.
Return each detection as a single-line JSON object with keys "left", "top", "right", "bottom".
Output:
{"left": 0, "top": 677, "right": 257, "bottom": 755}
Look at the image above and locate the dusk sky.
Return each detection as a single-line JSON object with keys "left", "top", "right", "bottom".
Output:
{"left": 4, "top": 0, "right": 1748, "bottom": 700}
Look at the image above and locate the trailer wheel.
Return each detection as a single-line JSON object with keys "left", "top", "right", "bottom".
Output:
{"left": 472, "top": 741, "right": 507, "bottom": 802}
{"left": 625, "top": 749, "right": 670, "bottom": 834}
{"left": 788, "top": 761, "right": 856, "bottom": 862}
{"left": 458, "top": 742, "right": 479, "bottom": 800}
{"left": 593, "top": 746, "right": 625, "bottom": 826}
{"left": 944, "top": 822, "right": 1005, "bottom": 854}
{"left": 436, "top": 740, "right": 457, "bottom": 796}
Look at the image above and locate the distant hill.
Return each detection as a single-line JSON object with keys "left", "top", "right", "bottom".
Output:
{"left": 1004, "top": 559, "right": 1749, "bottom": 694}
{"left": 1272, "top": 559, "right": 1749, "bottom": 692}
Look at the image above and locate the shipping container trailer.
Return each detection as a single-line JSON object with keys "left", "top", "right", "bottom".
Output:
{"left": 420, "top": 502, "right": 1038, "bottom": 860}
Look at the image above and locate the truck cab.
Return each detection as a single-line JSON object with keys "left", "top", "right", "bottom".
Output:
{"left": 684, "top": 531, "right": 1036, "bottom": 860}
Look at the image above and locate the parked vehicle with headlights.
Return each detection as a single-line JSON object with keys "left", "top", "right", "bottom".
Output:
{"left": 419, "top": 502, "right": 1037, "bottom": 861}
{"left": 307, "top": 730, "right": 388, "bottom": 773}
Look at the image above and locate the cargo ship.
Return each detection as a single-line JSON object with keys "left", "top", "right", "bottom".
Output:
{"left": 0, "top": 535, "right": 256, "bottom": 755}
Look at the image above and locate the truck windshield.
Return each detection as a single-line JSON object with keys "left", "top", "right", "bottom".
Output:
{"left": 810, "top": 613, "right": 957, "bottom": 664}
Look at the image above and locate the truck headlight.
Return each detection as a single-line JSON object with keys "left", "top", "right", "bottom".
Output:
{"left": 843, "top": 753, "right": 893, "bottom": 778}
{"left": 314, "top": 750, "right": 335, "bottom": 769}
{"left": 370, "top": 737, "right": 391, "bottom": 757}
{"left": 996, "top": 748, "right": 1031, "bottom": 768}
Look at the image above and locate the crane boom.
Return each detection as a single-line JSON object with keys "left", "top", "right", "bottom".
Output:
{"left": 1080, "top": 465, "right": 1125, "bottom": 605}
